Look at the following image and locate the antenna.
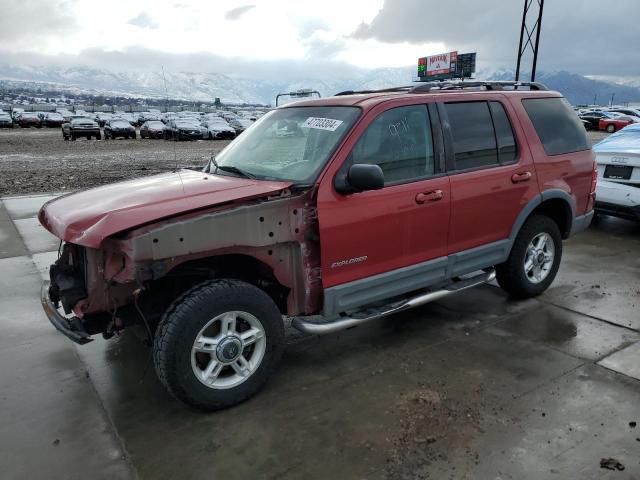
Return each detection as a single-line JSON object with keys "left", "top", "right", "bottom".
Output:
{"left": 161, "top": 65, "right": 179, "bottom": 172}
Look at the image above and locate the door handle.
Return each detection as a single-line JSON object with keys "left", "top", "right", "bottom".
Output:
{"left": 415, "top": 190, "right": 444, "bottom": 204}
{"left": 511, "top": 171, "right": 532, "bottom": 183}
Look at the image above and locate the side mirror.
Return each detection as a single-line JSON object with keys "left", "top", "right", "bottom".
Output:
{"left": 335, "top": 163, "right": 384, "bottom": 194}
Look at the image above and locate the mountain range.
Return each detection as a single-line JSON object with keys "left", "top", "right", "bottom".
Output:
{"left": 1, "top": 63, "right": 639, "bottom": 106}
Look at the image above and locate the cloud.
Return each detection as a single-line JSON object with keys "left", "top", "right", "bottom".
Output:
{"left": 0, "top": 47, "right": 365, "bottom": 82}
{"left": 224, "top": 5, "right": 255, "bottom": 21}
{"left": 0, "top": 0, "right": 78, "bottom": 45}
{"left": 351, "top": 0, "right": 640, "bottom": 76}
{"left": 127, "top": 13, "right": 158, "bottom": 29}
{"left": 297, "top": 18, "right": 330, "bottom": 39}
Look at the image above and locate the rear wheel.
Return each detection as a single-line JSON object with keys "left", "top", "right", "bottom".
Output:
{"left": 153, "top": 279, "right": 284, "bottom": 411}
{"left": 606, "top": 124, "right": 616, "bottom": 133}
{"left": 496, "top": 215, "right": 562, "bottom": 298}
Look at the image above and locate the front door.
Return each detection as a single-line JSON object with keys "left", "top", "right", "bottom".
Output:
{"left": 317, "top": 103, "right": 450, "bottom": 314}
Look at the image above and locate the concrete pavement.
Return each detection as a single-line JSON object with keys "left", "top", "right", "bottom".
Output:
{"left": 0, "top": 194, "right": 639, "bottom": 479}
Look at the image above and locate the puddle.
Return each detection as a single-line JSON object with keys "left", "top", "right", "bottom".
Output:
{"left": 505, "top": 308, "right": 578, "bottom": 345}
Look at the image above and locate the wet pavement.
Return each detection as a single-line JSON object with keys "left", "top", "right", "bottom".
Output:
{"left": 0, "top": 193, "right": 639, "bottom": 479}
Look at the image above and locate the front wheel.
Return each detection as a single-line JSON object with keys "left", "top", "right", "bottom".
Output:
{"left": 153, "top": 279, "right": 284, "bottom": 411}
{"left": 606, "top": 124, "right": 616, "bottom": 133}
{"left": 496, "top": 215, "right": 562, "bottom": 298}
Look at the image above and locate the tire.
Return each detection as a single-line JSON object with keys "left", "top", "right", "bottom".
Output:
{"left": 95, "top": 132, "right": 101, "bottom": 140}
{"left": 71, "top": 134, "right": 76, "bottom": 141}
{"left": 606, "top": 124, "right": 616, "bottom": 133}
{"left": 496, "top": 215, "right": 562, "bottom": 298}
{"left": 153, "top": 279, "right": 284, "bottom": 411}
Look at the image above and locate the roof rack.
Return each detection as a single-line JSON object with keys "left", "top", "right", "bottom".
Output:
{"left": 334, "top": 86, "right": 413, "bottom": 96}
{"left": 334, "top": 81, "right": 548, "bottom": 96}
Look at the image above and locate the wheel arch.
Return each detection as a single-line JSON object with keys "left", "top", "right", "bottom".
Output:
{"left": 509, "top": 190, "right": 575, "bottom": 243}
{"left": 154, "top": 253, "right": 291, "bottom": 315}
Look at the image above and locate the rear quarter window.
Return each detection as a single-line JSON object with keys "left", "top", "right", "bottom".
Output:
{"left": 522, "top": 97, "right": 589, "bottom": 155}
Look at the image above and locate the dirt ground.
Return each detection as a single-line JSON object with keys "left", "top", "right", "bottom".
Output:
{"left": 0, "top": 128, "right": 231, "bottom": 195}
{"left": 0, "top": 127, "right": 609, "bottom": 196}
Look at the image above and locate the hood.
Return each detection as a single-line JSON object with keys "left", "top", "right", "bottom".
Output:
{"left": 39, "top": 169, "right": 292, "bottom": 248}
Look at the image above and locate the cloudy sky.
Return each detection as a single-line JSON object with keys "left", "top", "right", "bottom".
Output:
{"left": 0, "top": 0, "right": 638, "bottom": 79}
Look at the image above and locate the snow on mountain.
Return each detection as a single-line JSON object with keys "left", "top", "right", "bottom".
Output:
{"left": 0, "top": 63, "right": 639, "bottom": 106}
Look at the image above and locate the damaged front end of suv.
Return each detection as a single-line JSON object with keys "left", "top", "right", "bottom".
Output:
{"left": 40, "top": 171, "right": 324, "bottom": 344}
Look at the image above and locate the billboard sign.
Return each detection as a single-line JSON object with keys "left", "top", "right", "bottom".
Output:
{"left": 427, "top": 51, "right": 457, "bottom": 76}
{"left": 418, "top": 52, "right": 476, "bottom": 81}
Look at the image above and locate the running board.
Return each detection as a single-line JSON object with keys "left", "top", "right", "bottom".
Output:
{"left": 291, "top": 269, "right": 496, "bottom": 335}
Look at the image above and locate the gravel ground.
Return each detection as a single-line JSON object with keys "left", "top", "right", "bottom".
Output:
{"left": 0, "top": 128, "right": 231, "bottom": 195}
{"left": 0, "top": 127, "right": 610, "bottom": 196}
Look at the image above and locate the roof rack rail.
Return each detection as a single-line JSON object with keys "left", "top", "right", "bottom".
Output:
{"left": 410, "top": 80, "right": 548, "bottom": 93}
{"left": 334, "top": 86, "right": 413, "bottom": 96}
{"left": 334, "top": 81, "right": 548, "bottom": 96}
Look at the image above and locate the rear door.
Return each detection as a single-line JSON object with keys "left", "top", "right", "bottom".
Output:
{"left": 441, "top": 99, "right": 539, "bottom": 261}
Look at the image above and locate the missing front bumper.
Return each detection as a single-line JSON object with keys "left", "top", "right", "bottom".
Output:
{"left": 40, "top": 281, "right": 93, "bottom": 345}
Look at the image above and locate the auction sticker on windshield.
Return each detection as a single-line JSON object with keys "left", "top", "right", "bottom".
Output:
{"left": 302, "top": 117, "right": 344, "bottom": 131}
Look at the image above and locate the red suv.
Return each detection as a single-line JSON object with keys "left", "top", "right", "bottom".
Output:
{"left": 39, "top": 81, "right": 596, "bottom": 410}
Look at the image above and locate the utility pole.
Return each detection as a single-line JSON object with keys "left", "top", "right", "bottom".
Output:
{"left": 515, "top": 0, "right": 545, "bottom": 82}
{"left": 593, "top": 94, "right": 597, "bottom": 106}
{"left": 610, "top": 93, "right": 615, "bottom": 107}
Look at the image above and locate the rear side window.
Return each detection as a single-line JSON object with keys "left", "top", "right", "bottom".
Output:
{"left": 444, "top": 102, "right": 499, "bottom": 170}
{"left": 522, "top": 97, "right": 589, "bottom": 155}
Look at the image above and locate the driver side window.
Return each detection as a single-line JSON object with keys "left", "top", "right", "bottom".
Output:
{"left": 351, "top": 105, "right": 435, "bottom": 185}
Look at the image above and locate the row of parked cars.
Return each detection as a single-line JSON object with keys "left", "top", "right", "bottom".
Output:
{"left": 0, "top": 109, "right": 65, "bottom": 128}
{"left": 578, "top": 107, "right": 640, "bottom": 133}
{"left": 0, "top": 107, "right": 265, "bottom": 137}
{"left": 56, "top": 109, "right": 264, "bottom": 141}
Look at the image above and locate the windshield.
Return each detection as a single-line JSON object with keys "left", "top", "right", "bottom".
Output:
{"left": 214, "top": 106, "right": 359, "bottom": 183}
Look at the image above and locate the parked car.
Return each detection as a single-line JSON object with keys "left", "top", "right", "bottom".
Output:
{"left": 138, "top": 112, "right": 161, "bottom": 124}
{"left": 202, "top": 118, "right": 236, "bottom": 140}
{"left": 594, "top": 179, "right": 640, "bottom": 221}
{"left": 140, "top": 120, "right": 166, "bottom": 139}
{"left": 580, "top": 119, "right": 593, "bottom": 131}
{"left": 164, "top": 119, "right": 203, "bottom": 140}
{"left": 599, "top": 115, "right": 638, "bottom": 133}
{"left": 104, "top": 119, "right": 136, "bottom": 139}
{"left": 44, "top": 112, "right": 64, "bottom": 127}
{"left": 228, "top": 117, "right": 254, "bottom": 134}
{"left": 39, "top": 82, "right": 595, "bottom": 410}
{"left": 113, "top": 112, "right": 137, "bottom": 125}
{"left": 62, "top": 116, "right": 101, "bottom": 140}
{"left": 607, "top": 108, "right": 640, "bottom": 118}
{"left": 17, "top": 112, "right": 42, "bottom": 128}
{"left": 95, "top": 113, "right": 113, "bottom": 127}
{"left": 0, "top": 111, "right": 12, "bottom": 128}
{"left": 593, "top": 124, "right": 640, "bottom": 187}
{"left": 11, "top": 108, "right": 24, "bottom": 124}
{"left": 579, "top": 110, "right": 617, "bottom": 130}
